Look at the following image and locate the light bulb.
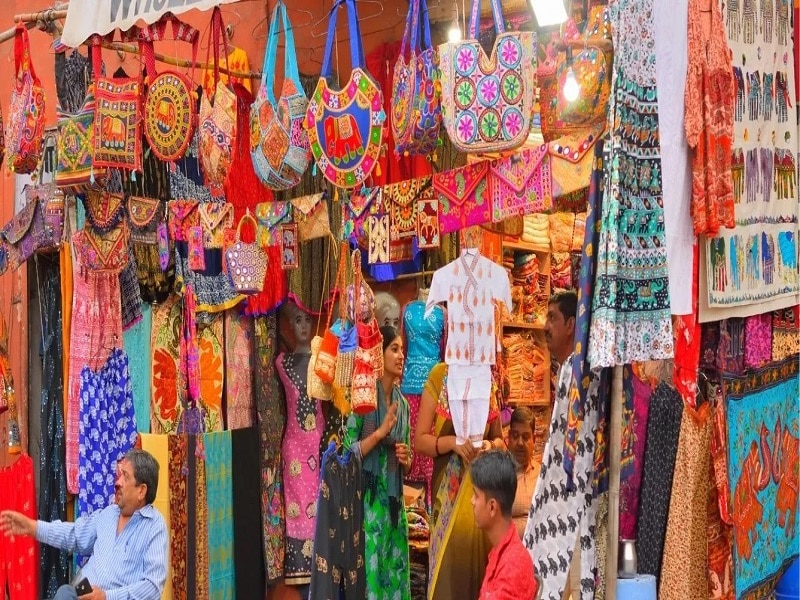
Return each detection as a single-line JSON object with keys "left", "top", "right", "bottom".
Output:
{"left": 448, "top": 24, "right": 462, "bottom": 43}
{"left": 563, "top": 69, "right": 580, "bottom": 102}
{"left": 530, "top": 0, "right": 568, "bottom": 27}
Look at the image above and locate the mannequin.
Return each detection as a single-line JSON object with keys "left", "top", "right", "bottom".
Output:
{"left": 375, "top": 291, "right": 401, "bottom": 329}
{"left": 276, "top": 302, "right": 323, "bottom": 586}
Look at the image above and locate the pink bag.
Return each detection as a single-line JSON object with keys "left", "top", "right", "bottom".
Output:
{"left": 433, "top": 160, "right": 491, "bottom": 234}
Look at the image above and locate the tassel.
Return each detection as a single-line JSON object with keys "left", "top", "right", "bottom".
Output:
{"left": 131, "top": 170, "right": 137, "bottom": 182}
{"left": 334, "top": 188, "right": 339, "bottom": 203}
{"left": 90, "top": 167, "right": 95, "bottom": 184}
{"left": 375, "top": 162, "right": 382, "bottom": 178}
{"left": 312, "top": 162, "right": 318, "bottom": 177}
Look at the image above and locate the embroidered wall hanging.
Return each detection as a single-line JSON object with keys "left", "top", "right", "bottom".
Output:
{"left": 416, "top": 194, "right": 440, "bottom": 249}
{"left": 386, "top": 176, "right": 431, "bottom": 240}
{"left": 56, "top": 84, "right": 106, "bottom": 191}
{"left": 342, "top": 187, "right": 383, "bottom": 241}
{"left": 368, "top": 214, "right": 390, "bottom": 264}
{"left": 304, "top": 0, "right": 385, "bottom": 188}
{"left": 280, "top": 223, "right": 299, "bottom": 270}
{"left": 489, "top": 143, "right": 552, "bottom": 221}
{"left": 255, "top": 201, "right": 292, "bottom": 247}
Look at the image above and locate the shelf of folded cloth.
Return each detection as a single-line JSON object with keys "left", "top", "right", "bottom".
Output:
{"left": 502, "top": 247, "right": 550, "bottom": 326}
{"left": 501, "top": 332, "right": 550, "bottom": 406}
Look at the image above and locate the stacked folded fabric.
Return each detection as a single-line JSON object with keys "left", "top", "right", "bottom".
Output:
{"left": 551, "top": 251, "right": 572, "bottom": 290}
{"left": 504, "top": 251, "right": 542, "bottom": 323}
{"left": 549, "top": 212, "right": 575, "bottom": 252}
{"left": 502, "top": 333, "right": 549, "bottom": 405}
{"left": 521, "top": 213, "right": 550, "bottom": 247}
{"left": 572, "top": 212, "right": 587, "bottom": 251}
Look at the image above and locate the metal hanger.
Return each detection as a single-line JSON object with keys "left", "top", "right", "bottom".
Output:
{"left": 310, "top": 0, "right": 386, "bottom": 38}
{"left": 252, "top": 0, "right": 315, "bottom": 41}
{"left": 395, "top": 0, "right": 441, "bottom": 17}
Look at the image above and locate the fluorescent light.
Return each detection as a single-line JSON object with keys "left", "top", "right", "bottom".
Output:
{"left": 530, "top": 0, "right": 568, "bottom": 27}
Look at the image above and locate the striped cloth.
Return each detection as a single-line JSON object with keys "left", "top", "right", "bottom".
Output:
{"left": 205, "top": 431, "right": 235, "bottom": 599}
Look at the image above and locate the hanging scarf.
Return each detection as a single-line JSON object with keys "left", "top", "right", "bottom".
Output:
{"left": 361, "top": 383, "right": 409, "bottom": 525}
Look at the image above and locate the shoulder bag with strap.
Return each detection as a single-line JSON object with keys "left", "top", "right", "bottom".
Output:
{"left": 251, "top": 0, "right": 311, "bottom": 190}
{"left": 438, "top": 0, "right": 536, "bottom": 154}
{"left": 391, "top": 0, "right": 442, "bottom": 158}
{"left": 6, "top": 23, "right": 46, "bottom": 174}
{"left": 140, "top": 13, "right": 200, "bottom": 162}
{"left": 198, "top": 7, "right": 237, "bottom": 189}
{"left": 305, "top": 0, "right": 386, "bottom": 189}
{"left": 56, "top": 82, "right": 107, "bottom": 191}
{"left": 91, "top": 31, "right": 142, "bottom": 172}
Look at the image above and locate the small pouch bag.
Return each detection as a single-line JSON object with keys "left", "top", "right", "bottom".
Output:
{"left": 128, "top": 195, "right": 173, "bottom": 303}
{"left": 351, "top": 318, "right": 383, "bottom": 415}
{"left": 385, "top": 176, "right": 431, "bottom": 241}
{"left": 549, "top": 125, "right": 603, "bottom": 198}
{"left": 198, "top": 7, "right": 237, "bottom": 188}
{"left": 140, "top": 14, "right": 200, "bottom": 162}
{"left": 304, "top": 0, "right": 385, "bottom": 188}
{"left": 391, "top": 0, "right": 442, "bottom": 158}
{"left": 342, "top": 187, "right": 383, "bottom": 241}
{"left": 91, "top": 31, "right": 142, "bottom": 172}
{"left": 83, "top": 189, "right": 126, "bottom": 233}
{"left": 314, "top": 241, "right": 350, "bottom": 384}
{"left": 6, "top": 24, "right": 46, "bottom": 175}
{"left": 255, "top": 201, "right": 292, "bottom": 246}
{"left": 433, "top": 160, "right": 491, "bottom": 234}
{"left": 489, "top": 144, "right": 552, "bottom": 221}
{"left": 225, "top": 212, "right": 268, "bottom": 295}
{"left": 56, "top": 83, "right": 107, "bottom": 191}
{"left": 199, "top": 202, "right": 234, "bottom": 248}
{"left": 290, "top": 193, "right": 330, "bottom": 242}
{"left": 250, "top": 0, "right": 311, "bottom": 190}
{"left": 308, "top": 243, "right": 334, "bottom": 400}
{"left": 438, "top": 0, "right": 536, "bottom": 153}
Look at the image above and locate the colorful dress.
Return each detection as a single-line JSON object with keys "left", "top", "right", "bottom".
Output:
{"left": 277, "top": 352, "right": 324, "bottom": 585}
{"left": 588, "top": 0, "right": 674, "bottom": 367}
{"left": 346, "top": 388, "right": 411, "bottom": 600}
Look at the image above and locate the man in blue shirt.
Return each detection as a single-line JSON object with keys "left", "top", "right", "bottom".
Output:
{"left": 0, "top": 448, "right": 168, "bottom": 600}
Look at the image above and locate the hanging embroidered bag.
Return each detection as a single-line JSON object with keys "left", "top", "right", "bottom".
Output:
{"left": 433, "top": 160, "right": 491, "bottom": 234}
{"left": 385, "top": 176, "right": 431, "bottom": 241}
{"left": 199, "top": 202, "right": 234, "bottom": 249}
{"left": 225, "top": 212, "right": 268, "bottom": 295}
{"left": 251, "top": 1, "right": 311, "bottom": 190}
{"left": 342, "top": 187, "right": 383, "bottom": 241}
{"left": 351, "top": 318, "right": 382, "bottom": 415}
{"left": 489, "top": 144, "right": 552, "bottom": 221}
{"left": 305, "top": 0, "right": 385, "bottom": 188}
{"left": 199, "top": 8, "right": 237, "bottom": 188}
{"left": 1, "top": 184, "right": 64, "bottom": 269}
{"left": 549, "top": 125, "right": 603, "bottom": 198}
{"left": 255, "top": 201, "right": 292, "bottom": 246}
{"left": 140, "top": 14, "right": 200, "bottom": 162}
{"left": 438, "top": 0, "right": 536, "bottom": 154}
{"left": 56, "top": 83, "right": 107, "bottom": 191}
{"left": 6, "top": 24, "right": 46, "bottom": 175}
{"left": 290, "top": 193, "right": 330, "bottom": 242}
{"left": 391, "top": 0, "right": 441, "bottom": 158}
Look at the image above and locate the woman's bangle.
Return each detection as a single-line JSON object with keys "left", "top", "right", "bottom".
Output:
{"left": 435, "top": 436, "right": 441, "bottom": 457}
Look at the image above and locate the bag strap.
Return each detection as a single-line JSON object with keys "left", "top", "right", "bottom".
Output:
{"left": 468, "top": 0, "right": 505, "bottom": 38}
{"left": 205, "top": 7, "right": 229, "bottom": 92}
{"left": 13, "top": 24, "right": 35, "bottom": 79}
{"left": 321, "top": 0, "right": 366, "bottom": 78}
{"left": 139, "top": 13, "right": 200, "bottom": 81}
{"left": 399, "top": 0, "right": 418, "bottom": 59}
{"left": 417, "top": 0, "right": 433, "bottom": 52}
{"left": 235, "top": 211, "right": 259, "bottom": 242}
{"left": 264, "top": 0, "right": 302, "bottom": 105}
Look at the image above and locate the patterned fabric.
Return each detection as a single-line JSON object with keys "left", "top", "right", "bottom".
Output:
{"left": 224, "top": 311, "right": 254, "bottom": 429}
{"left": 198, "top": 315, "right": 224, "bottom": 432}
{"left": 92, "top": 58, "right": 141, "bottom": 172}
{"left": 119, "top": 246, "right": 143, "bottom": 331}
{"left": 205, "top": 431, "right": 235, "bottom": 599}
{"left": 489, "top": 144, "right": 552, "bottom": 221}
{"left": 168, "top": 434, "right": 188, "bottom": 600}
{"left": 523, "top": 359, "right": 601, "bottom": 600}
{"left": 77, "top": 348, "right": 138, "bottom": 523}
{"left": 636, "top": 383, "right": 684, "bottom": 580}
{"left": 708, "top": 396, "right": 735, "bottom": 600}
{"left": 684, "top": 0, "right": 735, "bottom": 235}
{"left": 254, "top": 314, "right": 287, "bottom": 583}
{"left": 250, "top": 2, "right": 310, "bottom": 190}
{"left": 438, "top": 1, "right": 536, "bottom": 153}
{"left": 588, "top": 0, "right": 674, "bottom": 367}
{"left": 277, "top": 352, "right": 324, "bottom": 585}
{"left": 673, "top": 246, "right": 701, "bottom": 408}
{"left": 400, "top": 301, "right": 444, "bottom": 395}
{"left": 433, "top": 161, "right": 491, "bottom": 235}
{"left": 308, "top": 443, "right": 366, "bottom": 600}
{"left": 0, "top": 454, "right": 39, "bottom": 600}
{"left": 659, "top": 403, "right": 712, "bottom": 600}
{"left": 618, "top": 371, "right": 651, "bottom": 539}
{"left": 723, "top": 357, "right": 799, "bottom": 600}
{"left": 193, "top": 435, "right": 211, "bottom": 598}
{"left": 743, "top": 313, "right": 772, "bottom": 368}
{"left": 772, "top": 305, "right": 799, "bottom": 360}
{"left": 150, "top": 294, "right": 187, "bottom": 434}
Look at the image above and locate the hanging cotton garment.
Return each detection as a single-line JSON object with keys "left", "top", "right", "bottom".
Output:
{"left": 523, "top": 358, "right": 602, "bottom": 600}
{"left": 588, "top": 0, "right": 674, "bottom": 366}
{"left": 0, "top": 454, "right": 39, "bottom": 600}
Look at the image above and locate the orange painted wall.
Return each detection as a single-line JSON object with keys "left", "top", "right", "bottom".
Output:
{"left": 0, "top": 1, "right": 411, "bottom": 597}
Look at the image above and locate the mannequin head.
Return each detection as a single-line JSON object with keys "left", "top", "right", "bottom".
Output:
{"left": 284, "top": 301, "right": 313, "bottom": 353}
{"left": 375, "top": 291, "right": 401, "bottom": 329}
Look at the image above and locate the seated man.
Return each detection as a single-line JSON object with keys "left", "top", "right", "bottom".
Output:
{"left": 0, "top": 448, "right": 167, "bottom": 600}
{"left": 471, "top": 450, "right": 538, "bottom": 600}
{"left": 508, "top": 407, "right": 540, "bottom": 539}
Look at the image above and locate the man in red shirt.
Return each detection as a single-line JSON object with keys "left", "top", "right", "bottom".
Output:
{"left": 471, "top": 450, "right": 539, "bottom": 600}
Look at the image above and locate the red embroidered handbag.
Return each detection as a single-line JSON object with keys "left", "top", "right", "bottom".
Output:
{"left": 433, "top": 160, "right": 491, "bottom": 234}
{"left": 6, "top": 23, "right": 46, "bottom": 174}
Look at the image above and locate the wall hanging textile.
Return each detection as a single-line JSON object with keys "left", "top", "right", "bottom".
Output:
{"left": 6, "top": 23, "right": 46, "bottom": 174}
{"left": 224, "top": 312, "right": 255, "bottom": 429}
{"left": 433, "top": 160, "right": 490, "bottom": 234}
{"left": 489, "top": 144, "right": 552, "bottom": 221}
{"left": 391, "top": 0, "right": 442, "bottom": 158}
{"left": 90, "top": 32, "right": 141, "bottom": 172}
{"left": 139, "top": 14, "right": 200, "bottom": 163}
{"left": 198, "top": 7, "right": 237, "bottom": 189}
{"left": 225, "top": 212, "right": 268, "bottom": 295}
{"left": 723, "top": 357, "right": 799, "bottom": 600}
{"left": 56, "top": 84, "right": 106, "bottom": 191}
{"left": 438, "top": 0, "right": 535, "bottom": 154}
{"left": 385, "top": 177, "right": 431, "bottom": 242}
{"left": 150, "top": 294, "right": 186, "bottom": 434}
{"left": 305, "top": 0, "right": 385, "bottom": 188}
{"left": 538, "top": 6, "right": 612, "bottom": 142}
{"left": 250, "top": 0, "right": 311, "bottom": 190}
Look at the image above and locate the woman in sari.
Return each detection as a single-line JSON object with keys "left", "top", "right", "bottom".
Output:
{"left": 346, "top": 326, "right": 412, "bottom": 600}
{"left": 414, "top": 362, "right": 505, "bottom": 599}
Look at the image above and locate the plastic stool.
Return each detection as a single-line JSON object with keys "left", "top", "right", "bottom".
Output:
{"left": 776, "top": 558, "right": 799, "bottom": 600}
{"left": 617, "top": 574, "right": 657, "bottom": 600}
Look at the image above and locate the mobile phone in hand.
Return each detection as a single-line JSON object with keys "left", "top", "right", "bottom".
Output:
{"left": 74, "top": 578, "right": 93, "bottom": 596}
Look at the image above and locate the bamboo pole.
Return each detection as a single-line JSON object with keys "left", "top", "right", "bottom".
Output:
{"left": 13, "top": 8, "right": 68, "bottom": 24}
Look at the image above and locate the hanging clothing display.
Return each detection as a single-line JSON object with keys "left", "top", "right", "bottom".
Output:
{"left": 197, "top": 315, "right": 225, "bottom": 432}
{"left": 426, "top": 249, "right": 511, "bottom": 445}
{"left": 401, "top": 300, "right": 445, "bottom": 395}
{"left": 309, "top": 442, "right": 366, "bottom": 600}
{"left": 276, "top": 352, "right": 324, "bottom": 585}
{"left": 588, "top": 0, "right": 674, "bottom": 366}
{"left": 224, "top": 311, "right": 255, "bottom": 429}
{"left": 124, "top": 305, "right": 152, "bottom": 433}
{"left": 522, "top": 358, "right": 602, "bottom": 600}
{"left": 66, "top": 223, "right": 128, "bottom": 494}
{"left": 0, "top": 454, "right": 39, "bottom": 600}
{"left": 636, "top": 383, "right": 684, "bottom": 580}
{"left": 254, "top": 314, "right": 287, "bottom": 583}
{"left": 77, "top": 347, "right": 138, "bottom": 518}
{"left": 618, "top": 370, "right": 651, "bottom": 540}
{"left": 206, "top": 430, "right": 235, "bottom": 598}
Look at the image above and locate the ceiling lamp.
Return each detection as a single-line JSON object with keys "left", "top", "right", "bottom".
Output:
{"left": 530, "top": 0, "right": 568, "bottom": 27}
